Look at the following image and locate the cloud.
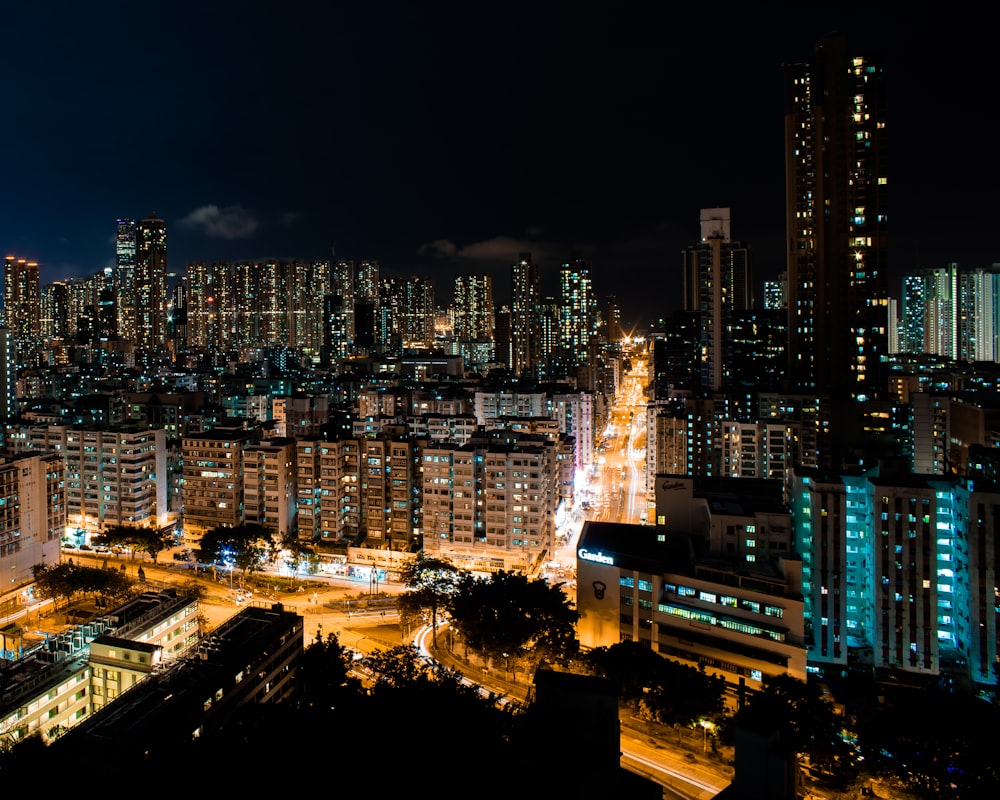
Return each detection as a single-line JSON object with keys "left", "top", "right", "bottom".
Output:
{"left": 456, "top": 236, "right": 564, "bottom": 265}
{"left": 178, "top": 205, "right": 259, "bottom": 239}
{"left": 418, "top": 235, "right": 577, "bottom": 268}
{"left": 279, "top": 211, "right": 299, "bottom": 227}
{"left": 418, "top": 239, "right": 458, "bottom": 258}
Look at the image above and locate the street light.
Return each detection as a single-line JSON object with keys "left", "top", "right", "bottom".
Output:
{"left": 699, "top": 719, "right": 714, "bottom": 753}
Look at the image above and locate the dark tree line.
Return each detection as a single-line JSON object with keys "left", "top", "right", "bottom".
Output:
{"left": 31, "top": 562, "right": 135, "bottom": 610}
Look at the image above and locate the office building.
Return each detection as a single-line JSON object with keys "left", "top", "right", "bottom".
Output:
{"left": 576, "top": 521, "right": 807, "bottom": 689}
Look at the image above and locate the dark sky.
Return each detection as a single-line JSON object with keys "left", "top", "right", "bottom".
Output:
{"left": 2, "top": 4, "right": 997, "bottom": 330}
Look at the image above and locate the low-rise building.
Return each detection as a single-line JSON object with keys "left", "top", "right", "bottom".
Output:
{"left": 576, "top": 521, "right": 807, "bottom": 692}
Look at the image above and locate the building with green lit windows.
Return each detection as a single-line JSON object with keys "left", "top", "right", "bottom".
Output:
{"left": 790, "top": 466, "right": 1000, "bottom": 688}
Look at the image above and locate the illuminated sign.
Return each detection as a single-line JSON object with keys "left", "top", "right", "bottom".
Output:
{"left": 578, "top": 548, "right": 614, "bottom": 566}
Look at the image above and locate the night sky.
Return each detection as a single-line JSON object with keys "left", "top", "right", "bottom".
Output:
{"left": 2, "top": 4, "right": 997, "bottom": 329}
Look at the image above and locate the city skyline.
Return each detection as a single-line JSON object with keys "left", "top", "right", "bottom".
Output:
{"left": 2, "top": 6, "right": 998, "bottom": 328}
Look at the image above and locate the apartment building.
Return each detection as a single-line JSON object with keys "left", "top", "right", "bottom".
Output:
{"left": 790, "top": 466, "right": 1000, "bottom": 687}
{"left": 181, "top": 429, "right": 251, "bottom": 546}
{"left": 244, "top": 437, "right": 296, "bottom": 537}
{"left": 422, "top": 431, "right": 561, "bottom": 574}
{"left": 64, "top": 426, "right": 167, "bottom": 535}
{"left": 0, "top": 451, "right": 65, "bottom": 589}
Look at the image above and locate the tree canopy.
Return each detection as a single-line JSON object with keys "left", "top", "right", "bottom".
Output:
{"left": 447, "top": 569, "right": 579, "bottom": 667}
{"left": 729, "top": 673, "right": 858, "bottom": 786}
{"left": 397, "top": 553, "right": 464, "bottom": 646}
{"left": 583, "top": 640, "right": 727, "bottom": 726}
{"left": 195, "top": 523, "right": 272, "bottom": 582}
{"left": 94, "top": 524, "right": 173, "bottom": 563}
{"left": 31, "top": 562, "right": 135, "bottom": 609}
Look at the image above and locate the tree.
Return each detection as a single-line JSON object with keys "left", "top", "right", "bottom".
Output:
{"left": 95, "top": 524, "right": 173, "bottom": 564}
{"left": 299, "top": 632, "right": 362, "bottom": 709}
{"left": 32, "top": 562, "right": 135, "bottom": 610}
{"left": 196, "top": 523, "right": 271, "bottom": 586}
{"left": 729, "top": 673, "right": 858, "bottom": 786}
{"left": 856, "top": 688, "right": 1000, "bottom": 798}
{"left": 397, "top": 553, "right": 464, "bottom": 647}
{"left": 584, "top": 640, "right": 726, "bottom": 726}
{"left": 276, "top": 532, "right": 314, "bottom": 587}
{"left": 447, "top": 570, "right": 579, "bottom": 671}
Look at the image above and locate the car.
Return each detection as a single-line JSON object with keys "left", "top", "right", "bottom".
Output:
{"left": 173, "top": 551, "right": 191, "bottom": 561}
{"left": 79, "top": 544, "right": 94, "bottom": 551}
{"left": 95, "top": 545, "right": 110, "bottom": 553}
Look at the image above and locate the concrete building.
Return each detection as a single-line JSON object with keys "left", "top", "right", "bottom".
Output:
{"left": 63, "top": 426, "right": 168, "bottom": 535}
{"left": 0, "top": 452, "right": 65, "bottom": 590}
{"left": 181, "top": 429, "right": 252, "bottom": 546}
{"left": 0, "top": 589, "right": 199, "bottom": 745}
{"left": 44, "top": 601, "right": 300, "bottom": 760}
{"left": 422, "top": 431, "right": 564, "bottom": 575}
{"left": 576, "top": 521, "right": 807, "bottom": 691}
{"left": 790, "top": 466, "right": 1000, "bottom": 687}
{"left": 244, "top": 437, "right": 297, "bottom": 537}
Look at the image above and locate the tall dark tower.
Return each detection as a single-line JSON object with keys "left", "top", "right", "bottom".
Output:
{"left": 510, "top": 252, "right": 541, "bottom": 379}
{"left": 784, "top": 35, "right": 888, "bottom": 467}
{"left": 135, "top": 213, "right": 168, "bottom": 354}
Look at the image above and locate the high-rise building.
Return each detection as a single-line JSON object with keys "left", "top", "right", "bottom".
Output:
{"left": 604, "top": 295, "right": 623, "bottom": 343}
{"left": 135, "top": 213, "right": 168, "bottom": 353}
{"left": 762, "top": 275, "right": 787, "bottom": 311}
{"left": 324, "top": 259, "right": 356, "bottom": 361}
{"left": 0, "top": 328, "right": 15, "bottom": 419}
{"left": 559, "top": 258, "right": 599, "bottom": 368}
{"left": 0, "top": 451, "right": 64, "bottom": 589}
{"left": 510, "top": 252, "right": 541, "bottom": 378}
{"left": 681, "top": 208, "right": 753, "bottom": 392}
{"left": 116, "top": 218, "right": 137, "bottom": 341}
{"left": 959, "top": 266, "right": 999, "bottom": 363}
{"left": 3, "top": 256, "right": 41, "bottom": 368}
{"left": 453, "top": 273, "right": 495, "bottom": 342}
{"left": 784, "top": 36, "right": 889, "bottom": 466}
{"left": 899, "top": 263, "right": 999, "bottom": 363}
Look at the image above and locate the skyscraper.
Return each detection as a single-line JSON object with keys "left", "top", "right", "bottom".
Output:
{"left": 116, "top": 218, "right": 137, "bottom": 341}
{"left": 784, "top": 35, "right": 889, "bottom": 466}
{"left": 510, "top": 252, "right": 540, "bottom": 378}
{"left": 681, "top": 208, "right": 753, "bottom": 392}
{"left": 3, "top": 255, "right": 40, "bottom": 368}
{"left": 559, "top": 258, "right": 598, "bottom": 368}
{"left": 135, "top": 213, "right": 168, "bottom": 354}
